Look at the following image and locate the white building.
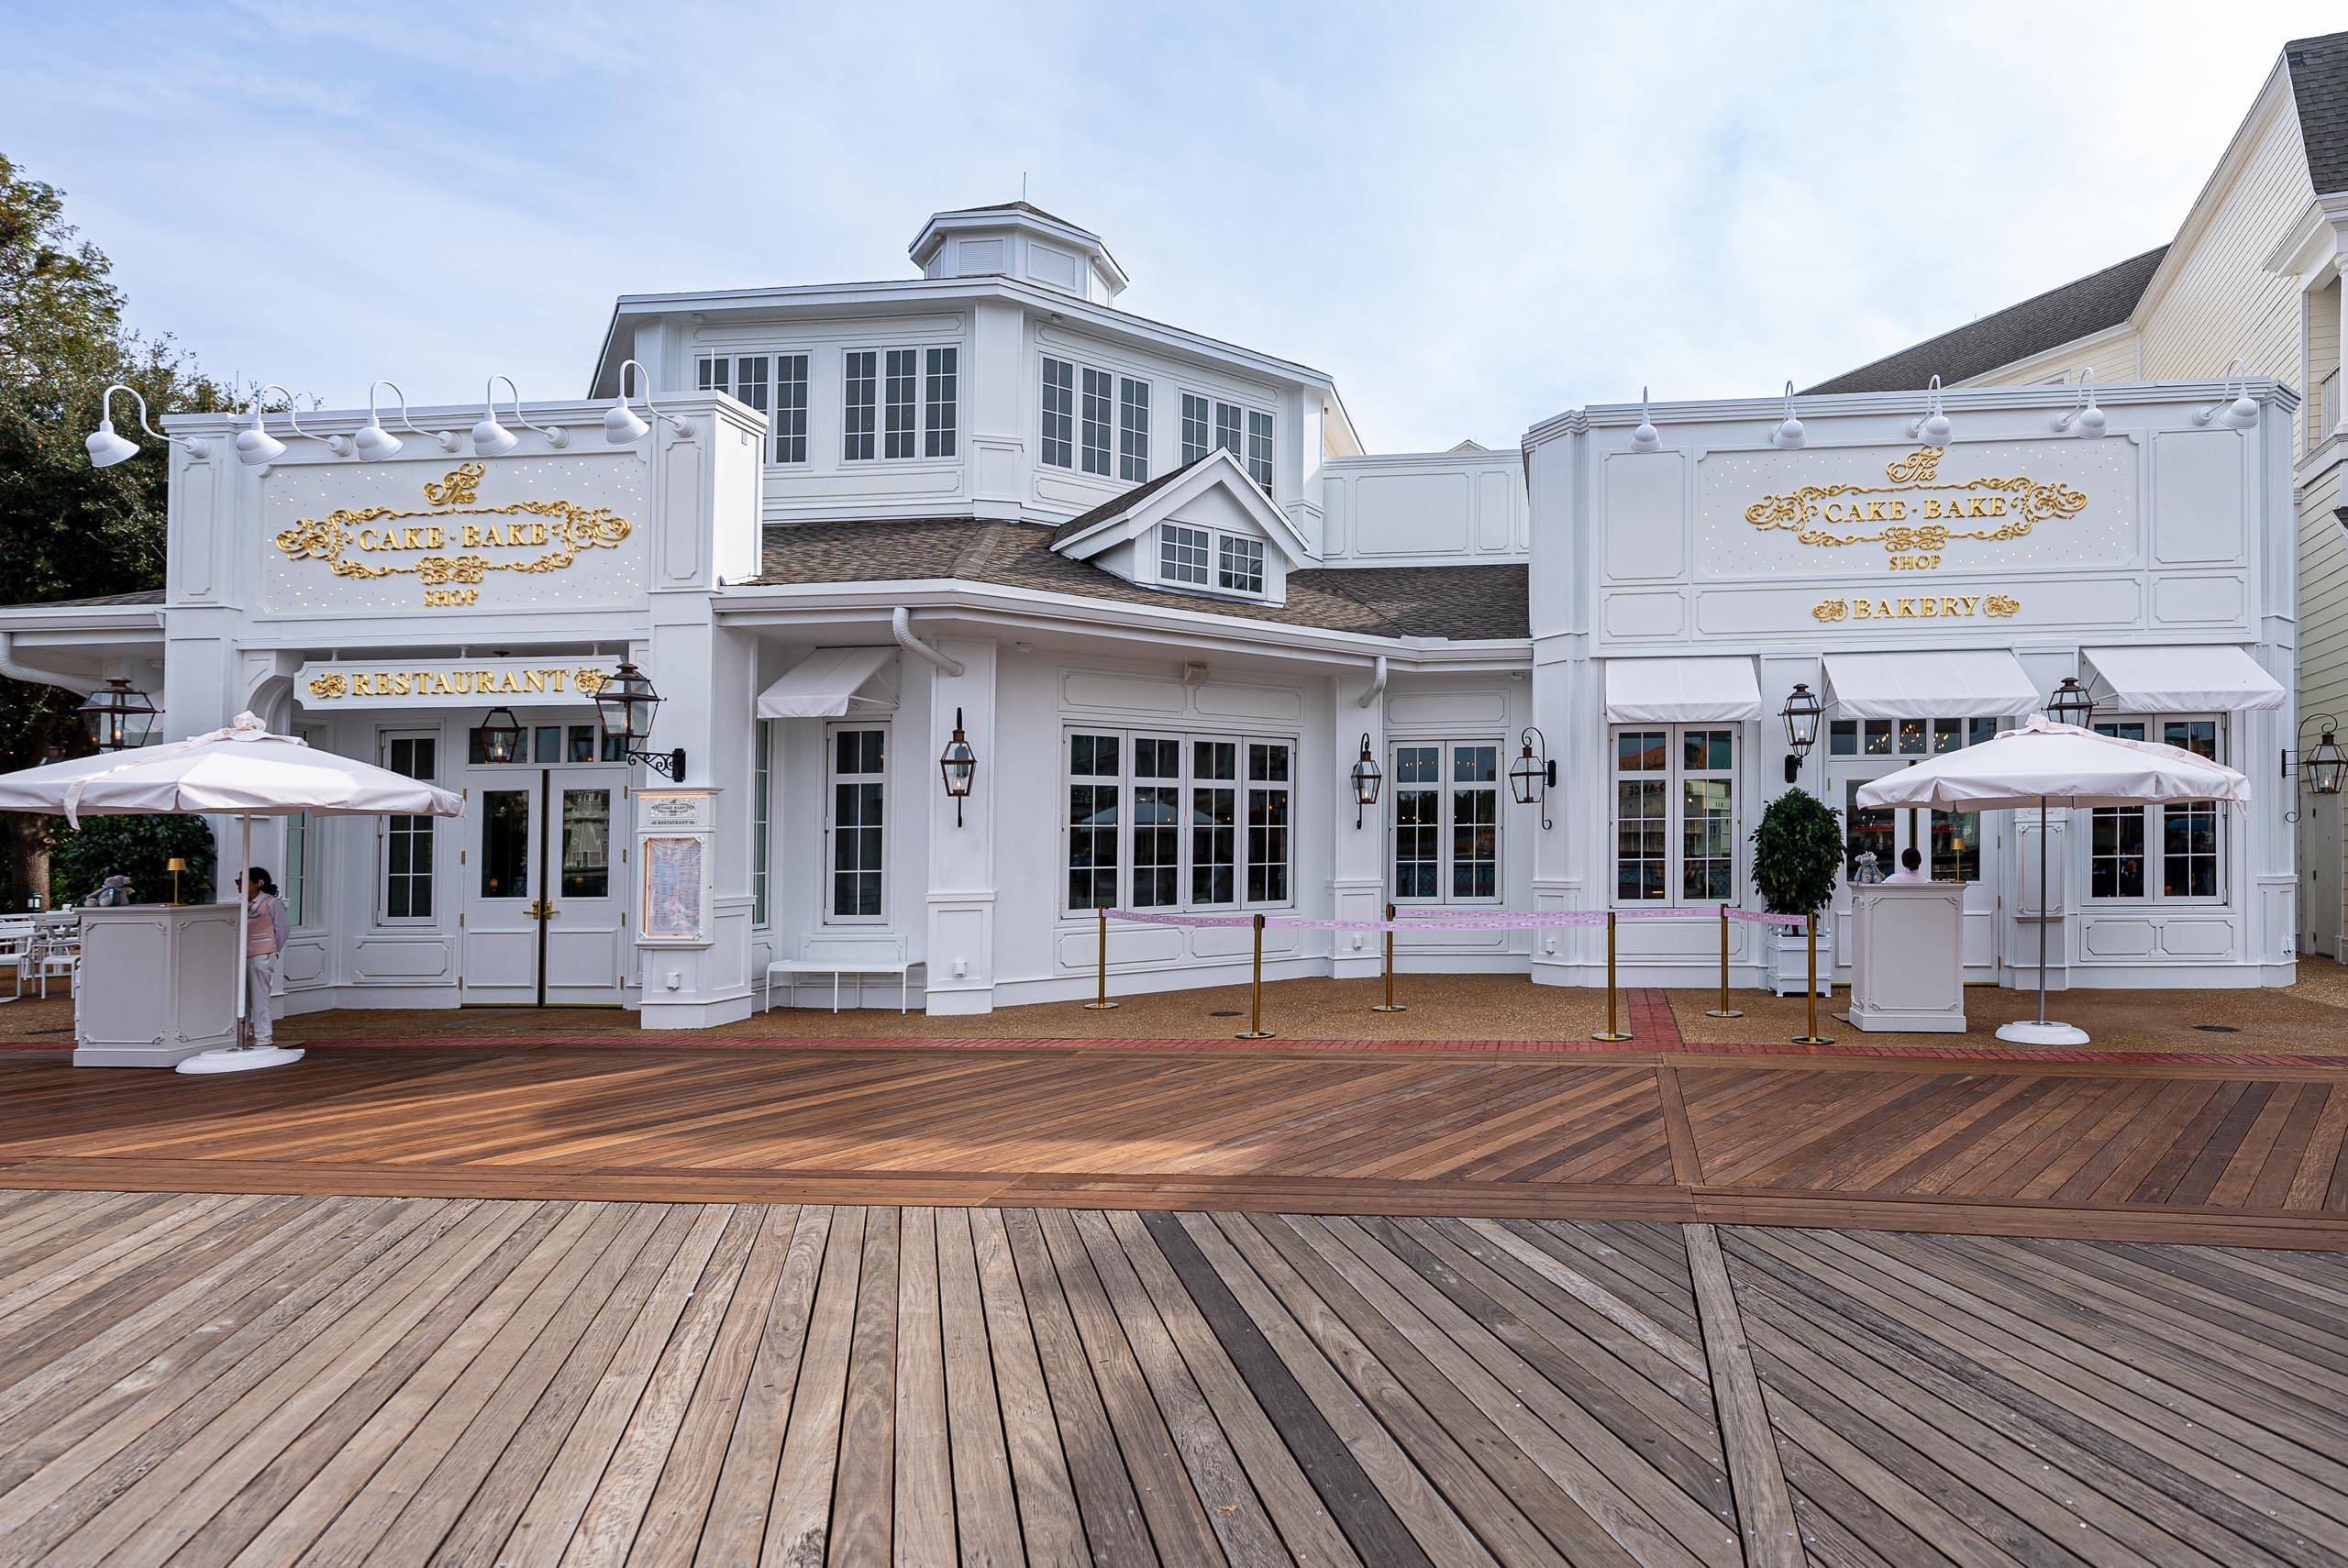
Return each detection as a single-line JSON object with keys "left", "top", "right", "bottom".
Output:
{"left": 0, "top": 199, "right": 2305, "bottom": 1034}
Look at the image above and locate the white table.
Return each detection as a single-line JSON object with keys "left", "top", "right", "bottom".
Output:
{"left": 1847, "top": 881, "right": 1966, "bottom": 1033}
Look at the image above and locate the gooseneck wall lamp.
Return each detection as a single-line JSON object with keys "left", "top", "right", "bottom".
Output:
{"left": 939, "top": 708, "right": 978, "bottom": 826}
{"left": 353, "top": 379, "right": 461, "bottom": 461}
{"left": 1508, "top": 726, "right": 1556, "bottom": 829}
{"left": 2194, "top": 357, "right": 2261, "bottom": 430}
{"left": 1768, "top": 381, "right": 1805, "bottom": 449}
{"left": 473, "top": 374, "right": 569, "bottom": 457}
{"left": 592, "top": 662, "right": 685, "bottom": 781}
{"left": 2052, "top": 368, "right": 2107, "bottom": 438}
{"left": 1780, "top": 681, "right": 1822, "bottom": 783}
{"left": 1907, "top": 374, "right": 1953, "bottom": 447}
{"left": 84, "top": 385, "right": 209, "bottom": 469}
{"left": 1349, "top": 733, "right": 1383, "bottom": 829}
{"left": 604, "top": 359, "right": 692, "bottom": 445}
{"left": 1630, "top": 387, "right": 1661, "bottom": 453}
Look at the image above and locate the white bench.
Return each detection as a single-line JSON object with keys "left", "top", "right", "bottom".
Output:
{"left": 763, "top": 935, "right": 916, "bottom": 1014}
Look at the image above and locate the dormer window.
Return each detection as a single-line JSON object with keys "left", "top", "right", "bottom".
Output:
{"left": 1218, "top": 536, "right": 1264, "bottom": 595}
{"left": 1156, "top": 523, "right": 1264, "bottom": 599}
{"left": 1160, "top": 524, "right": 1211, "bottom": 586}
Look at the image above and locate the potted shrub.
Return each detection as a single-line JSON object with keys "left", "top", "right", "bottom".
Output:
{"left": 1751, "top": 787, "right": 1842, "bottom": 996}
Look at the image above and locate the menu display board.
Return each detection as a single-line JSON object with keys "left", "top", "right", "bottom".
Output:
{"left": 641, "top": 836, "right": 705, "bottom": 941}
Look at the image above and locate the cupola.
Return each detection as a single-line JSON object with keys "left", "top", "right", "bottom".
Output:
{"left": 908, "top": 203, "right": 1129, "bottom": 304}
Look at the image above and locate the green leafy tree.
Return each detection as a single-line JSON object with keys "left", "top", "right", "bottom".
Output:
{"left": 1750, "top": 787, "right": 1844, "bottom": 917}
{"left": 47, "top": 815, "right": 215, "bottom": 907}
{"left": 0, "top": 152, "right": 230, "bottom": 902}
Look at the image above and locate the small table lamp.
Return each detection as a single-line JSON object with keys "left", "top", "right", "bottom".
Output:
{"left": 166, "top": 856, "right": 186, "bottom": 905}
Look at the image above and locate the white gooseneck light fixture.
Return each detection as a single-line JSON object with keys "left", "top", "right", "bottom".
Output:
{"left": 2052, "top": 368, "right": 2106, "bottom": 438}
{"left": 84, "top": 384, "right": 209, "bottom": 468}
{"left": 1907, "top": 374, "right": 1953, "bottom": 447}
{"left": 472, "top": 374, "right": 569, "bottom": 457}
{"left": 233, "top": 387, "right": 290, "bottom": 467}
{"left": 352, "top": 380, "right": 462, "bottom": 460}
{"left": 1768, "top": 380, "right": 1805, "bottom": 449}
{"left": 2194, "top": 357, "right": 2260, "bottom": 430}
{"left": 603, "top": 359, "right": 692, "bottom": 445}
{"left": 1630, "top": 386, "right": 1661, "bottom": 453}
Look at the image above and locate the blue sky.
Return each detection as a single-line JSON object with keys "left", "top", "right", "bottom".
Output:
{"left": 4, "top": 1, "right": 2340, "bottom": 450}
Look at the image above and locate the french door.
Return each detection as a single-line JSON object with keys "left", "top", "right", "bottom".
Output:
{"left": 1824, "top": 714, "right": 2002, "bottom": 982}
{"left": 464, "top": 766, "right": 630, "bottom": 1006}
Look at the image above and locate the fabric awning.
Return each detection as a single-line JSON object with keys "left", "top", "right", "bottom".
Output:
{"left": 755, "top": 646, "right": 898, "bottom": 719}
{"left": 2082, "top": 645, "right": 2287, "bottom": 712}
{"left": 1602, "top": 657, "right": 1763, "bottom": 723}
{"left": 1822, "top": 650, "right": 2038, "bottom": 720}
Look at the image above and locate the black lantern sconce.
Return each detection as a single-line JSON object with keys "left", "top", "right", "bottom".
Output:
{"left": 1349, "top": 733, "right": 1383, "bottom": 829}
{"left": 77, "top": 677, "right": 159, "bottom": 753}
{"left": 2285, "top": 713, "right": 2348, "bottom": 799}
{"left": 592, "top": 661, "right": 687, "bottom": 781}
{"left": 1779, "top": 680, "right": 1822, "bottom": 783}
{"left": 939, "top": 706, "right": 978, "bottom": 826}
{"left": 1507, "top": 726, "right": 1556, "bottom": 829}
{"left": 2045, "top": 675, "right": 2096, "bottom": 730}
{"left": 478, "top": 705, "right": 524, "bottom": 764}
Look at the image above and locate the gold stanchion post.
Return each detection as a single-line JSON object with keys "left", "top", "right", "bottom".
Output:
{"left": 1591, "top": 910, "right": 1633, "bottom": 1042}
{"left": 1084, "top": 908, "right": 1119, "bottom": 1010}
{"left": 1235, "top": 912, "right": 1274, "bottom": 1039}
{"left": 1371, "top": 901, "right": 1405, "bottom": 1012}
{"left": 1791, "top": 911, "right": 1833, "bottom": 1044}
{"left": 1705, "top": 901, "right": 1742, "bottom": 1018}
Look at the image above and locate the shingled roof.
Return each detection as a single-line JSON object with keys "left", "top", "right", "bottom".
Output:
{"left": 746, "top": 519, "right": 1527, "bottom": 641}
{"left": 2288, "top": 30, "right": 2348, "bottom": 196}
{"left": 1804, "top": 247, "right": 2167, "bottom": 396}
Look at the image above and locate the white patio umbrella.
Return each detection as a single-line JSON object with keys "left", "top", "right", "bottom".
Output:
{"left": 1855, "top": 713, "right": 2248, "bottom": 1045}
{"left": 0, "top": 712, "right": 461, "bottom": 1073}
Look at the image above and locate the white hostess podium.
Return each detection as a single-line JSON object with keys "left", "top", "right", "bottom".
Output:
{"left": 73, "top": 903, "right": 243, "bottom": 1067}
{"left": 1847, "top": 882, "right": 1966, "bottom": 1033}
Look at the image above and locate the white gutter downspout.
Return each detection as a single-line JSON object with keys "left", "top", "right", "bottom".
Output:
{"left": 892, "top": 606, "right": 965, "bottom": 677}
{"left": 1357, "top": 653, "right": 1388, "bottom": 708}
{"left": 0, "top": 633, "right": 99, "bottom": 696}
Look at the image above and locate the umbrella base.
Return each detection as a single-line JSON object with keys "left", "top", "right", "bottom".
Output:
{"left": 1994, "top": 1020, "right": 2089, "bottom": 1048}
{"left": 175, "top": 1044, "right": 305, "bottom": 1075}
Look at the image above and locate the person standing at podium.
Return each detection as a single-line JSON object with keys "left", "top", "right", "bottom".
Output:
{"left": 1885, "top": 846, "right": 1930, "bottom": 884}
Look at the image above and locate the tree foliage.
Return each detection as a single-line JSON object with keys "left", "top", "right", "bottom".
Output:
{"left": 47, "top": 814, "right": 216, "bottom": 907}
{"left": 1750, "top": 787, "right": 1844, "bottom": 916}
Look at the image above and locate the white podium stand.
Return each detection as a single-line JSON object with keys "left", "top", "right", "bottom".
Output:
{"left": 1847, "top": 882, "right": 1966, "bottom": 1033}
{"left": 73, "top": 904, "right": 242, "bottom": 1067}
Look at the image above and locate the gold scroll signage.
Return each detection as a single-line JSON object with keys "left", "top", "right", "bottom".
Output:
{"left": 274, "top": 462, "right": 634, "bottom": 607}
{"left": 1812, "top": 593, "right": 2019, "bottom": 624}
{"left": 1746, "top": 447, "right": 2086, "bottom": 571}
{"left": 305, "top": 665, "right": 610, "bottom": 701}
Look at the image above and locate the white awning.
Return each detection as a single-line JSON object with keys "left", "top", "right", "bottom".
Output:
{"left": 1822, "top": 649, "right": 2038, "bottom": 720}
{"left": 1602, "top": 657, "right": 1763, "bottom": 723}
{"left": 2082, "top": 645, "right": 2287, "bottom": 712}
{"left": 755, "top": 646, "right": 898, "bottom": 719}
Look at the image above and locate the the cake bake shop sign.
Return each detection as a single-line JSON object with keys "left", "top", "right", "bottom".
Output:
{"left": 1744, "top": 447, "right": 2087, "bottom": 572}
{"left": 272, "top": 463, "right": 634, "bottom": 608}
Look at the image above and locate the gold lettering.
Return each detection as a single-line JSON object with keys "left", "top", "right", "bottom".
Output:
{"left": 526, "top": 669, "right": 548, "bottom": 693}
{"left": 1920, "top": 597, "right": 1938, "bottom": 616}
{"left": 1961, "top": 596, "right": 1980, "bottom": 616}
{"left": 1887, "top": 500, "right": 1907, "bottom": 519}
{"left": 1940, "top": 597, "right": 1959, "bottom": 616}
{"left": 498, "top": 670, "right": 523, "bottom": 693}
{"left": 1896, "top": 598, "right": 1916, "bottom": 618}
{"left": 1854, "top": 599, "right": 1873, "bottom": 619}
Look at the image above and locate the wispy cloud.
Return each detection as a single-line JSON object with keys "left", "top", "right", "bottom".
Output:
{"left": 5, "top": 0, "right": 2334, "bottom": 447}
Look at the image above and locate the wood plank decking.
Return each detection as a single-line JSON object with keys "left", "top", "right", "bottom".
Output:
{"left": 1, "top": 1188, "right": 2343, "bottom": 1567}
{"left": 4, "top": 1047, "right": 2348, "bottom": 1247}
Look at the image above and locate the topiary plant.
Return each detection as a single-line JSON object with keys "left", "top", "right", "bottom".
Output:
{"left": 1751, "top": 787, "right": 1843, "bottom": 917}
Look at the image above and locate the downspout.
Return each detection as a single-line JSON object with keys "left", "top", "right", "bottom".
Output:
{"left": 892, "top": 607, "right": 965, "bottom": 678}
{"left": 1357, "top": 653, "right": 1388, "bottom": 708}
{"left": 0, "top": 632, "right": 99, "bottom": 696}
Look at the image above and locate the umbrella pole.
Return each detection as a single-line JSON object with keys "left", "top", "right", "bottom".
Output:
{"left": 236, "top": 816, "right": 250, "bottom": 1049}
{"left": 2036, "top": 795, "right": 2049, "bottom": 1026}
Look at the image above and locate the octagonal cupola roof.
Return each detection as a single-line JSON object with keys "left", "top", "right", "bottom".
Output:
{"left": 908, "top": 202, "right": 1129, "bottom": 304}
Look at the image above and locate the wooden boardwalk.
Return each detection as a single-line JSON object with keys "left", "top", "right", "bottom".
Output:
{"left": 4, "top": 1046, "right": 2348, "bottom": 1247}
{"left": 0, "top": 1187, "right": 2343, "bottom": 1566}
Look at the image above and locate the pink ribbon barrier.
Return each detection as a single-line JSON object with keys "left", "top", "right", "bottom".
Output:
{"left": 1105, "top": 906, "right": 1809, "bottom": 933}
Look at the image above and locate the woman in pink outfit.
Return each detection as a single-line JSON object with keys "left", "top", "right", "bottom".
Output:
{"left": 238, "top": 867, "right": 290, "bottom": 1045}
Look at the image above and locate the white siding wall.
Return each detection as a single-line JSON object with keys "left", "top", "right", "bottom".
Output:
{"left": 1965, "top": 324, "right": 2143, "bottom": 392}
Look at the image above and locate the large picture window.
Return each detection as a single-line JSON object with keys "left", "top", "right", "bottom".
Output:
{"left": 845, "top": 345, "right": 955, "bottom": 463}
{"left": 379, "top": 731, "right": 437, "bottom": 922}
{"left": 1178, "top": 391, "right": 1271, "bottom": 479}
{"left": 826, "top": 727, "right": 886, "bottom": 922}
{"left": 1064, "top": 729, "right": 1292, "bottom": 915}
{"left": 1390, "top": 740, "right": 1501, "bottom": 903}
{"left": 2088, "top": 716, "right": 2223, "bottom": 900}
{"left": 1611, "top": 726, "right": 1737, "bottom": 903}
{"left": 697, "top": 353, "right": 810, "bottom": 464}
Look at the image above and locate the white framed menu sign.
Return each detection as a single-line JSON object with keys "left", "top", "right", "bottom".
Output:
{"left": 635, "top": 789, "right": 717, "bottom": 945}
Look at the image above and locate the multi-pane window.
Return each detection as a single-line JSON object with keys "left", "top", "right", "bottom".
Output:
{"left": 1180, "top": 393, "right": 1211, "bottom": 464}
{"left": 699, "top": 353, "right": 808, "bottom": 464}
{"left": 1041, "top": 357, "right": 1075, "bottom": 469}
{"left": 1119, "top": 377, "right": 1150, "bottom": 481}
{"left": 1064, "top": 730, "right": 1291, "bottom": 915}
{"left": 882, "top": 348, "right": 918, "bottom": 459}
{"left": 752, "top": 719, "right": 772, "bottom": 927}
{"left": 1390, "top": 741, "right": 1502, "bottom": 903}
{"left": 843, "top": 350, "right": 877, "bottom": 462}
{"left": 827, "top": 727, "right": 886, "bottom": 921}
{"left": 1246, "top": 410, "right": 1274, "bottom": 493}
{"left": 1218, "top": 535, "right": 1264, "bottom": 594}
{"left": 923, "top": 347, "right": 957, "bottom": 458}
{"left": 1830, "top": 715, "right": 1995, "bottom": 882}
{"left": 2089, "top": 717, "right": 2223, "bottom": 900}
{"left": 380, "top": 733, "right": 437, "bottom": 921}
{"left": 1160, "top": 524, "right": 1210, "bottom": 585}
{"left": 1612, "top": 726, "right": 1737, "bottom": 903}
{"left": 1080, "top": 367, "right": 1113, "bottom": 476}
{"left": 1214, "top": 401, "right": 1243, "bottom": 461}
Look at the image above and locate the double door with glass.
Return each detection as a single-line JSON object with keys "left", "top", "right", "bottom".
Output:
{"left": 1826, "top": 713, "right": 2001, "bottom": 980}
{"left": 466, "top": 745, "right": 629, "bottom": 1006}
